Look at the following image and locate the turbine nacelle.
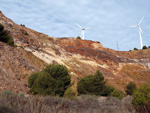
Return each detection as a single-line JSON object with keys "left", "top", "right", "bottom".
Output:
{"left": 137, "top": 25, "right": 140, "bottom": 27}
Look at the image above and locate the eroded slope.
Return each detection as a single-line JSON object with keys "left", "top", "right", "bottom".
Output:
{"left": 0, "top": 11, "right": 150, "bottom": 93}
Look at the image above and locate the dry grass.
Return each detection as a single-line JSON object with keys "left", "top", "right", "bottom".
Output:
{"left": 23, "top": 51, "right": 47, "bottom": 69}
{"left": 0, "top": 91, "right": 137, "bottom": 113}
{"left": 134, "top": 103, "right": 150, "bottom": 113}
{"left": 121, "top": 64, "right": 150, "bottom": 83}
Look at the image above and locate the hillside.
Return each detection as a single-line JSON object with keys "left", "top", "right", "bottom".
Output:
{"left": 0, "top": 11, "right": 150, "bottom": 93}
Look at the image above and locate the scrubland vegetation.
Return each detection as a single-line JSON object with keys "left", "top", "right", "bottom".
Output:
{"left": 0, "top": 23, "right": 14, "bottom": 46}
{"left": 130, "top": 45, "right": 150, "bottom": 51}
{"left": 1, "top": 63, "right": 150, "bottom": 113}
{"left": 0, "top": 91, "right": 136, "bottom": 113}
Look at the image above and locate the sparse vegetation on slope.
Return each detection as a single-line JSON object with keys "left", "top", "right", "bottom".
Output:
{"left": 0, "top": 11, "right": 150, "bottom": 113}
{"left": 0, "top": 23, "right": 14, "bottom": 46}
{"left": 121, "top": 64, "right": 150, "bottom": 83}
{"left": 131, "top": 45, "right": 150, "bottom": 51}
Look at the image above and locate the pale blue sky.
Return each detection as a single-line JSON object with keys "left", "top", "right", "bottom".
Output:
{"left": 0, "top": 0, "right": 150, "bottom": 51}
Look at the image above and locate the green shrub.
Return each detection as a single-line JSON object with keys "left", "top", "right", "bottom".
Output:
{"left": 24, "top": 32, "right": 28, "bottom": 36}
{"left": 77, "top": 70, "right": 113, "bottom": 96}
{"left": 110, "top": 89, "right": 123, "bottom": 100}
{"left": 76, "top": 36, "right": 81, "bottom": 39}
{"left": 43, "top": 64, "right": 70, "bottom": 80}
{"left": 0, "top": 23, "right": 14, "bottom": 46}
{"left": 63, "top": 88, "right": 76, "bottom": 100}
{"left": 132, "top": 84, "right": 150, "bottom": 106}
{"left": 125, "top": 82, "right": 136, "bottom": 95}
{"left": 31, "top": 71, "right": 56, "bottom": 95}
{"left": 28, "top": 72, "right": 40, "bottom": 88}
{"left": 142, "top": 46, "right": 147, "bottom": 49}
{"left": 102, "top": 86, "right": 115, "bottom": 96}
{"left": 0, "top": 24, "right": 4, "bottom": 31}
{"left": 134, "top": 48, "right": 138, "bottom": 50}
{"left": 7, "top": 38, "right": 14, "bottom": 46}
{"left": 0, "top": 30, "right": 10, "bottom": 42}
{"left": 29, "top": 63, "right": 71, "bottom": 97}
{"left": 20, "top": 24, "right": 25, "bottom": 27}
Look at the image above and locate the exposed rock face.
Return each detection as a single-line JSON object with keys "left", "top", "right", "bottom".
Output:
{"left": 0, "top": 11, "right": 150, "bottom": 93}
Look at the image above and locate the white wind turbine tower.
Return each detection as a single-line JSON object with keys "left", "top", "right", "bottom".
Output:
{"left": 77, "top": 24, "right": 91, "bottom": 40}
{"left": 130, "top": 16, "right": 144, "bottom": 49}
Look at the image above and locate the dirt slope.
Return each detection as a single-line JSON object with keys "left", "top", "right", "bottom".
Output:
{"left": 0, "top": 11, "right": 150, "bottom": 93}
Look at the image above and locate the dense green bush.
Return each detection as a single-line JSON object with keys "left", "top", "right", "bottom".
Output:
{"left": 102, "top": 86, "right": 115, "bottom": 96}
{"left": 76, "top": 36, "right": 81, "bottom": 39}
{"left": 134, "top": 48, "right": 138, "bottom": 50}
{"left": 20, "top": 24, "right": 25, "bottom": 27}
{"left": 0, "top": 24, "right": 4, "bottom": 31}
{"left": 0, "top": 23, "right": 14, "bottom": 46}
{"left": 132, "top": 84, "right": 150, "bottom": 106}
{"left": 29, "top": 63, "right": 71, "bottom": 96}
{"left": 125, "top": 82, "right": 136, "bottom": 95}
{"left": 132, "top": 84, "right": 150, "bottom": 112}
{"left": 77, "top": 70, "right": 114, "bottom": 96}
{"left": 110, "top": 89, "right": 123, "bottom": 100}
{"left": 63, "top": 88, "right": 76, "bottom": 100}
{"left": 142, "top": 45, "right": 147, "bottom": 49}
{"left": 28, "top": 72, "right": 40, "bottom": 88}
{"left": 30, "top": 71, "right": 56, "bottom": 95}
{"left": 0, "top": 30, "right": 10, "bottom": 43}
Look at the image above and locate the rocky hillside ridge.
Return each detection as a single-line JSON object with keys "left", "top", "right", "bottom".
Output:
{"left": 0, "top": 11, "right": 150, "bottom": 93}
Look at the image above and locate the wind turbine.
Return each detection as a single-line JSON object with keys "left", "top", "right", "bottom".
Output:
{"left": 130, "top": 16, "right": 144, "bottom": 49}
{"left": 77, "top": 24, "right": 91, "bottom": 40}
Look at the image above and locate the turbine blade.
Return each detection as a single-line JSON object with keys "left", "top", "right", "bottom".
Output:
{"left": 138, "top": 16, "right": 144, "bottom": 25}
{"left": 85, "top": 27, "right": 91, "bottom": 30}
{"left": 77, "top": 24, "right": 82, "bottom": 29}
{"left": 139, "top": 27, "right": 143, "bottom": 33}
{"left": 129, "top": 25, "right": 137, "bottom": 27}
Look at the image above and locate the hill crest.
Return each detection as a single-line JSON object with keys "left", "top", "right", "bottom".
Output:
{"left": 0, "top": 11, "right": 150, "bottom": 93}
